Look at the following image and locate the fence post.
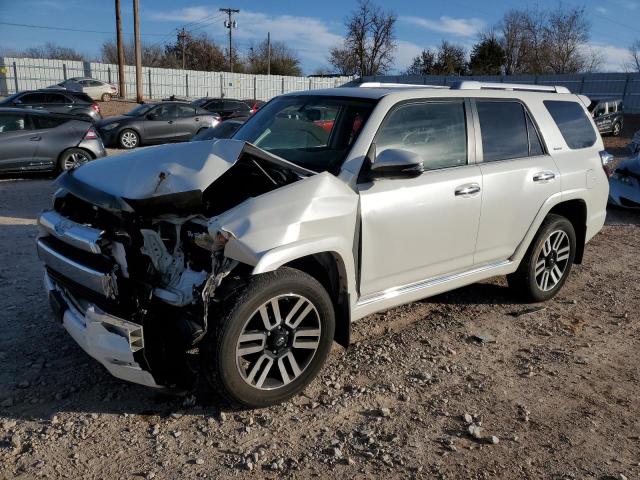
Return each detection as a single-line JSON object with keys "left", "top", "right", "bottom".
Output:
{"left": 185, "top": 73, "right": 189, "bottom": 97}
{"left": 622, "top": 74, "right": 630, "bottom": 99}
{"left": 579, "top": 75, "right": 585, "bottom": 94}
{"left": 107, "top": 67, "right": 112, "bottom": 84}
{"left": 220, "top": 73, "right": 224, "bottom": 98}
{"left": 12, "top": 61, "right": 19, "bottom": 92}
{"left": 62, "top": 63, "right": 67, "bottom": 80}
{"left": 281, "top": 77, "right": 285, "bottom": 94}
{"left": 253, "top": 76, "right": 257, "bottom": 99}
{"left": 309, "top": 78, "right": 312, "bottom": 90}
{"left": 148, "top": 69, "right": 152, "bottom": 99}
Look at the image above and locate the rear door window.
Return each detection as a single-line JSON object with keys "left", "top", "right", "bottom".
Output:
{"left": 477, "top": 101, "right": 529, "bottom": 162}
{"left": 376, "top": 100, "right": 467, "bottom": 170}
{"left": 176, "top": 105, "right": 196, "bottom": 117}
{"left": 31, "top": 115, "right": 68, "bottom": 130}
{"left": 45, "top": 93, "right": 68, "bottom": 104}
{"left": 0, "top": 113, "right": 30, "bottom": 133}
{"left": 544, "top": 100, "right": 597, "bottom": 149}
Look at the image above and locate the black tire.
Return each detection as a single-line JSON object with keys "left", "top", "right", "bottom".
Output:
{"left": 507, "top": 214, "right": 576, "bottom": 303}
{"left": 118, "top": 129, "right": 139, "bottom": 149}
{"left": 612, "top": 122, "right": 622, "bottom": 137}
{"left": 202, "top": 267, "right": 335, "bottom": 408}
{"left": 101, "top": 93, "right": 111, "bottom": 102}
{"left": 57, "top": 148, "right": 92, "bottom": 172}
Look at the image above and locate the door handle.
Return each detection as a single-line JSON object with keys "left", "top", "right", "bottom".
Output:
{"left": 533, "top": 171, "right": 555, "bottom": 183}
{"left": 167, "top": 120, "right": 174, "bottom": 124}
{"left": 29, "top": 135, "right": 41, "bottom": 141}
{"left": 454, "top": 183, "right": 481, "bottom": 197}
{"left": 195, "top": 117, "right": 199, "bottom": 121}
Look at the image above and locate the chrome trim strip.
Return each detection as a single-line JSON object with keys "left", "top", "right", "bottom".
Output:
{"left": 38, "top": 210, "right": 104, "bottom": 254}
{"left": 37, "top": 239, "right": 117, "bottom": 298}
{"left": 356, "top": 260, "right": 511, "bottom": 307}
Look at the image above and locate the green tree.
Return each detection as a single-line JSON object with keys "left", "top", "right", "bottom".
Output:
{"left": 246, "top": 39, "right": 302, "bottom": 76}
{"left": 468, "top": 36, "right": 506, "bottom": 75}
{"left": 405, "top": 49, "right": 437, "bottom": 75}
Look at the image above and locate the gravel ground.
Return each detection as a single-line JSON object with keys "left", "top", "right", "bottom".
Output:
{"left": 0, "top": 121, "right": 639, "bottom": 479}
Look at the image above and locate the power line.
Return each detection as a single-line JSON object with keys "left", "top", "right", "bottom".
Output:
{"left": 0, "top": 21, "right": 167, "bottom": 36}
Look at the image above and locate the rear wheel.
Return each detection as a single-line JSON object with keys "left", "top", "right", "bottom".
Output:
{"left": 508, "top": 214, "right": 576, "bottom": 302}
{"left": 202, "top": 267, "right": 335, "bottom": 408}
{"left": 118, "top": 129, "right": 139, "bottom": 149}
{"left": 101, "top": 93, "right": 112, "bottom": 102}
{"left": 58, "top": 148, "right": 91, "bottom": 172}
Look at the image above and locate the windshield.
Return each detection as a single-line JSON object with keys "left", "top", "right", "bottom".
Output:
{"left": 126, "top": 104, "right": 156, "bottom": 116}
{"left": 233, "top": 95, "right": 375, "bottom": 173}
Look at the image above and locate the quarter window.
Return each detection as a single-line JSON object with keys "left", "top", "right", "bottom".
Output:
{"left": 376, "top": 101, "right": 467, "bottom": 171}
{"left": 176, "top": 105, "right": 196, "bottom": 117}
{"left": 544, "top": 100, "right": 597, "bottom": 149}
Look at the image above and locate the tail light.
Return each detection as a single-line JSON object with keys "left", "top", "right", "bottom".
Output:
{"left": 91, "top": 103, "right": 100, "bottom": 113}
{"left": 599, "top": 150, "right": 614, "bottom": 176}
{"left": 84, "top": 127, "right": 98, "bottom": 140}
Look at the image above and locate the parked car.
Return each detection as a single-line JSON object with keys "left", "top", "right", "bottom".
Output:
{"left": 192, "top": 97, "right": 252, "bottom": 120}
{"left": 0, "top": 90, "right": 102, "bottom": 122}
{"left": 609, "top": 154, "right": 640, "bottom": 208}
{"left": 96, "top": 102, "right": 219, "bottom": 149}
{"left": 49, "top": 77, "right": 118, "bottom": 102}
{"left": 190, "top": 118, "right": 246, "bottom": 141}
{"left": 37, "top": 81, "right": 609, "bottom": 408}
{"left": 588, "top": 98, "right": 623, "bottom": 136}
{"left": 0, "top": 108, "right": 105, "bottom": 173}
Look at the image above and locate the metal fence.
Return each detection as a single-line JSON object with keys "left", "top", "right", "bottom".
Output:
{"left": 362, "top": 73, "right": 640, "bottom": 113}
{"left": 0, "top": 57, "right": 353, "bottom": 101}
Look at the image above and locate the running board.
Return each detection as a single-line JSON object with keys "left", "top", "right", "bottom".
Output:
{"left": 356, "top": 260, "right": 512, "bottom": 307}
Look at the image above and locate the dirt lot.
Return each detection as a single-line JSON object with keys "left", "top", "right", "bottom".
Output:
{"left": 0, "top": 124, "right": 639, "bottom": 480}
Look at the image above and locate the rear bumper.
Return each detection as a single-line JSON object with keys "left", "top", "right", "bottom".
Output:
{"left": 45, "top": 273, "right": 160, "bottom": 388}
{"left": 78, "top": 137, "right": 107, "bottom": 159}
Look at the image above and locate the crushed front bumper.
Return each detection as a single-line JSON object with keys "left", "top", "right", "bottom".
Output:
{"left": 44, "top": 273, "right": 160, "bottom": 388}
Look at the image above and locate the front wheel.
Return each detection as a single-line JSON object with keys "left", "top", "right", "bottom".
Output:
{"left": 508, "top": 214, "right": 576, "bottom": 302}
{"left": 202, "top": 267, "right": 335, "bottom": 408}
{"left": 118, "top": 129, "right": 139, "bottom": 149}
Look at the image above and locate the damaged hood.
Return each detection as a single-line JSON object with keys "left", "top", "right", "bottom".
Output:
{"left": 68, "top": 139, "right": 314, "bottom": 201}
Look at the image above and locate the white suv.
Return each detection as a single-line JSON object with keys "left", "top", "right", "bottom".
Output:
{"left": 37, "top": 81, "right": 609, "bottom": 407}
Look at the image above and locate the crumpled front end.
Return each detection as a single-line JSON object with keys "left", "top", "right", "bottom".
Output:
{"left": 37, "top": 139, "right": 316, "bottom": 388}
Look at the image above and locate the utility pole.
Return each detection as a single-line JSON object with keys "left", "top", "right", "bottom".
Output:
{"left": 220, "top": 7, "right": 239, "bottom": 73}
{"left": 115, "top": 0, "right": 125, "bottom": 98}
{"left": 133, "top": 0, "right": 142, "bottom": 102}
{"left": 177, "top": 28, "right": 187, "bottom": 70}
{"left": 267, "top": 31, "right": 271, "bottom": 76}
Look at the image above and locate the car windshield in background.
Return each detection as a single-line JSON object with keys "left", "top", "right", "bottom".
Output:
{"left": 126, "top": 104, "right": 156, "bottom": 116}
{"left": 192, "top": 98, "right": 209, "bottom": 107}
{"left": 192, "top": 121, "right": 243, "bottom": 141}
{"left": 233, "top": 95, "right": 375, "bottom": 173}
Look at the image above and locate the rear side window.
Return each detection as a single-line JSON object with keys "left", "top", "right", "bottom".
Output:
{"left": 544, "top": 100, "right": 597, "bottom": 149}
{"left": 176, "top": 105, "right": 196, "bottom": 117}
{"left": 477, "top": 101, "right": 533, "bottom": 162}
{"left": 376, "top": 101, "right": 467, "bottom": 171}
{"left": 0, "top": 113, "right": 29, "bottom": 133}
{"left": 45, "top": 93, "right": 68, "bottom": 104}
{"left": 32, "top": 115, "right": 68, "bottom": 130}
{"left": 20, "top": 93, "right": 47, "bottom": 104}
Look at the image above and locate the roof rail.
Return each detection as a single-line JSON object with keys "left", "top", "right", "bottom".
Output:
{"left": 451, "top": 80, "right": 570, "bottom": 94}
{"left": 358, "top": 82, "right": 450, "bottom": 89}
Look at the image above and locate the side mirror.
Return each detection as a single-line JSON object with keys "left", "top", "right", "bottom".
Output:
{"left": 370, "top": 148, "right": 424, "bottom": 179}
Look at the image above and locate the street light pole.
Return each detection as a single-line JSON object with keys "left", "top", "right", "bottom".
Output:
{"left": 220, "top": 7, "right": 239, "bottom": 73}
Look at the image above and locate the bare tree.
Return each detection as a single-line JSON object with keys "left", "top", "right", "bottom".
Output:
{"left": 435, "top": 41, "right": 467, "bottom": 75}
{"left": 329, "top": 0, "right": 396, "bottom": 76}
{"left": 627, "top": 40, "right": 640, "bottom": 72}
{"left": 405, "top": 49, "right": 437, "bottom": 75}
{"left": 101, "top": 39, "right": 165, "bottom": 67}
{"left": 544, "top": 6, "right": 590, "bottom": 73}
{"left": 5, "top": 42, "right": 86, "bottom": 61}
{"left": 163, "top": 32, "right": 227, "bottom": 71}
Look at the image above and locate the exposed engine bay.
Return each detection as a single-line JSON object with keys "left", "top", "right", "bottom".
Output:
{"left": 43, "top": 140, "right": 312, "bottom": 388}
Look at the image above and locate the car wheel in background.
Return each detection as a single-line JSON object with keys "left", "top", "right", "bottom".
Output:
{"left": 58, "top": 148, "right": 91, "bottom": 172}
{"left": 101, "top": 93, "right": 112, "bottom": 102}
{"left": 118, "top": 129, "right": 139, "bottom": 149}
{"left": 201, "top": 267, "right": 335, "bottom": 408}
{"left": 507, "top": 214, "right": 576, "bottom": 303}
{"left": 612, "top": 122, "right": 621, "bottom": 136}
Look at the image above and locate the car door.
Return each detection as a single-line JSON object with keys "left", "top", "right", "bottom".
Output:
{"left": 472, "top": 99, "right": 561, "bottom": 265}
{"left": 0, "top": 112, "right": 38, "bottom": 171}
{"left": 29, "top": 115, "right": 73, "bottom": 168}
{"left": 174, "top": 104, "right": 200, "bottom": 140}
{"left": 592, "top": 102, "right": 607, "bottom": 132}
{"left": 358, "top": 99, "right": 482, "bottom": 297}
{"left": 142, "top": 104, "right": 177, "bottom": 143}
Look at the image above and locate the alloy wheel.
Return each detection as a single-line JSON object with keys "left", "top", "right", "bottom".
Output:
{"left": 121, "top": 131, "right": 138, "bottom": 148}
{"left": 534, "top": 229, "right": 571, "bottom": 291}
{"left": 235, "top": 294, "right": 322, "bottom": 390}
{"left": 62, "top": 151, "right": 89, "bottom": 170}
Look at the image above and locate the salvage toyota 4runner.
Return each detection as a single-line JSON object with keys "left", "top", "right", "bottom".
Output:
{"left": 37, "top": 81, "right": 609, "bottom": 407}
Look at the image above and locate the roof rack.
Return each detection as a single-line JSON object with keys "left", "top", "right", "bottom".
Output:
{"left": 451, "top": 80, "right": 570, "bottom": 94}
{"left": 358, "top": 82, "right": 450, "bottom": 89}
